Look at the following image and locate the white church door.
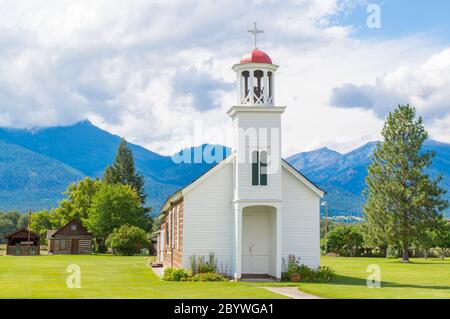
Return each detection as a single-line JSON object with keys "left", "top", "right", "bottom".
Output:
{"left": 242, "top": 210, "right": 272, "bottom": 275}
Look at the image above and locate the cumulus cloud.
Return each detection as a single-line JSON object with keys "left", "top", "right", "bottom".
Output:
{"left": 0, "top": 0, "right": 448, "bottom": 155}
{"left": 330, "top": 48, "right": 450, "bottom": 121}
{"left": 0, "top": 0, "right": 355, "bottom": 149}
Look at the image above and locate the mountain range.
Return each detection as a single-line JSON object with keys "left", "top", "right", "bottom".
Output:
{"left": 288, "top": 140, "right": 450, "bottom": 217}
{"left": 0, "top": 121, "right": 449, "bottom": 217}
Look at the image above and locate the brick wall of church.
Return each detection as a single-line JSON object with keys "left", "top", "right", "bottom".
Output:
{"left": 161, "top": 200, "right": 184, "bottom": 269}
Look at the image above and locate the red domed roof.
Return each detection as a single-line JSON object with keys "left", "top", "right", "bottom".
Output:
{"left": 240, "top": 48, "right": 272, "bottom": 64}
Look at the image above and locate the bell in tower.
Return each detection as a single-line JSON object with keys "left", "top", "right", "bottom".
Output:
{"left": 232, "top": 23, "right": 278, "bottom": 107}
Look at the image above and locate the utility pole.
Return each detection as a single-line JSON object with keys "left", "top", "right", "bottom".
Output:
{"left": 321, "top": 201, "right": 329, "bottom": 253}
{"left": 27, "top": 209, "right": 32, "bottom": 255}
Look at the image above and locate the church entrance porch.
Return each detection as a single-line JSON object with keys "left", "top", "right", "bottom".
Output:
{"left": 241, "top": 206, "right": 277, "bottom": 278}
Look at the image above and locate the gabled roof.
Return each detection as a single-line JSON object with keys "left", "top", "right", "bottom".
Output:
{"left": 159, "top": 155, "right": 233, "bottom": 214}
{"left": 5, "top": 228, "right": 40, "bottom": 239}
{"left": 159, "top": 154, "right": 324, "bottom": 215}
{"left": 51, "top": 219, "right": 91, "bottom": 237}
{"left": 281, "top": 159, "right": 325, "bottom": 197}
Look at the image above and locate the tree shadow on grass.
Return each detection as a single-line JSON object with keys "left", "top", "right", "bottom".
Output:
{"left": 325, "top": 275, "right": 450, "bottom": 291}
{"left": 391, "top": 261, "right": 450, "bottom": 265}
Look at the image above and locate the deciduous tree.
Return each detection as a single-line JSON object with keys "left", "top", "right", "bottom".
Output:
{"left": 29, "top": 210, "right": 53, "bottom": 241}
{"left": 84, "top": 183, "right": 149, "bottom": 239}
{"left": 52, "top": 177, "right": 102, "bottom": 227}
{"left": 327, "top": 224, "right": 364, "bottom": 257}
{"left": 434, "top": 220, "right": 450, "bottom": 260}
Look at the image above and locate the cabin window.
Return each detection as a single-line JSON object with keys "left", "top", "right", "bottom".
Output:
{"left": 60, "top": 239, "right": 66, "bottom": 250}
{"left": 71, "top": 224, "right": 77, "bottom": 231}
{"left": 252, "top": 151, "right": 268, "bottom": 186}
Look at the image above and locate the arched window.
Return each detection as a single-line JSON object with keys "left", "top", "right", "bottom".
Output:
{"left": 267, "top": 71, "right": 273, "bottom": 99}
{"left": 241, "top": 71, "right": 250, "bottom": 103}
{"left": 253, "top": 70, "right": 264, "bottom": 103}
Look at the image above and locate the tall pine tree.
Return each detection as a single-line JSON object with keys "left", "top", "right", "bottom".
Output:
{"left": 103, "top": 138, "right": 147, "bottom": 206}
{"left": 364, "top": 105, "right": 448, "bottom": 262}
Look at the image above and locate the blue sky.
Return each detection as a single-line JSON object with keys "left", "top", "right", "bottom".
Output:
{"left": 333, "top": 0, "right": 450, "bottom": 41}
{"left": 0, "top": 0, "right": 449, "bottom": 155}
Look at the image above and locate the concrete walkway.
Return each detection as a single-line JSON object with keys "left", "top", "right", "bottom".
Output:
{"left": 260, "top": 286, "right": 321, "bottom": 299}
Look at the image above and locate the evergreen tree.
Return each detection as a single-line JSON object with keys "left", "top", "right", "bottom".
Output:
{"left": 103, "top": 138, "right": 147, "bottom": 205}
{"left": 364, "top": 105, "right": 448, "bottom": 262}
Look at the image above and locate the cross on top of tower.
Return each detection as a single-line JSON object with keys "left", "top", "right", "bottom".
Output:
{"left": 247, "top": 22, "right": 264, "bottom": 48}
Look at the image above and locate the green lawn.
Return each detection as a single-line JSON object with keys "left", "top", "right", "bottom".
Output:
{"left": 295, "top": 256, "right": 450, "bottom": 299}
{"left": 0, "top": 254, "right": 284, "bottom": 299}
{"left": 1, "top": 253, "right": 449, "bottom": 299}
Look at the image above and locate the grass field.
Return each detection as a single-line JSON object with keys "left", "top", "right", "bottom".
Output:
{"left": 0, "top": 254, "right": 284, "bottom": 299}
{"left": 295, "top": 256, "right": 450, "bottom": 299}
{"left": 0, "top": 253, "right": 449, "bottom": 299}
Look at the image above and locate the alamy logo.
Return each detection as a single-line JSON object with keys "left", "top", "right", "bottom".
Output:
{"left": 66, "top": 264, "right": 81, "bottom": 289}
{"left": 367, "top": 4, "right": 381, "bottom": 29}
{"left": 366, "top": 264, "right": 381, "bottom": 288}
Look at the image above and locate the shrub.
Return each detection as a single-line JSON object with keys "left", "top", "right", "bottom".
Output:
{"left": 281, "top": 254, "right": 336, "bottom": 282}
{"left": 162, "top": 268, "right": 189, "bottom": 281}
{"left": 190, "top": 272, "right": 226, "bottom": 282}
{"left": 162, "top": 268, "right": 225, "bottom": 282}
{"left": 189, "top": 253, "right": 218, "bottom": 275}
{"left": 317, "top": 266, "right": 336, "bottom": 282}
{"left": 296, "top": 264, "right": 318, "bottom": 281}
{"left": 105, "top": 224, "right": 149, "bottom": 255}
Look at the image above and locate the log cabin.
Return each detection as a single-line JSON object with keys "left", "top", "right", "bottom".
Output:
{"left": 48, "top": 220, "right": 93, "bottom": 254}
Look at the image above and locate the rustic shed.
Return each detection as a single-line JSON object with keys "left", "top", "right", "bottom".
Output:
{"left": 50, "top": 220, "right": 92, "bottom": 255}
{"left": 5, "top": 228, "right": 40, "bottom": 256}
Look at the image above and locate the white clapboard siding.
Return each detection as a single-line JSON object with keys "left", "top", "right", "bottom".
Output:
{"left": 281, "top": 166, "right": 321, "bottom": 268}
{"left": 182, "top": 163, "right": 234, "bottom": 275}
{"left": 233, "top": 112, "right": 283, "bottom": 201}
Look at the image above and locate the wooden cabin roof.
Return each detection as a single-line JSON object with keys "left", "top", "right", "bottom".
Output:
{"left": 51, "top": 219, "right": 92, "bottom": 237}
{"left": 5, "top": 228, "right": 40, "bottom": 239}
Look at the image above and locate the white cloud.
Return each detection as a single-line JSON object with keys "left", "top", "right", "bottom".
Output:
{"left": 0, "top": 0, "right": 448, "bottom": 155}
{"left": 331, "top": 48, "right": 450, "bottom": 120}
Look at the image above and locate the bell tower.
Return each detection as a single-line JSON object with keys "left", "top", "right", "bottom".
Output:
{"left": 233, "top": 23, "right": 277, "bottom": 107}
{"left": 227, "top": 23, "right": 286, "bottom": 202}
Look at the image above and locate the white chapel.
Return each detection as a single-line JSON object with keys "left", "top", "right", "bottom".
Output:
{"left": 157, "top": 26, "right": 324, "bottom": 280}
